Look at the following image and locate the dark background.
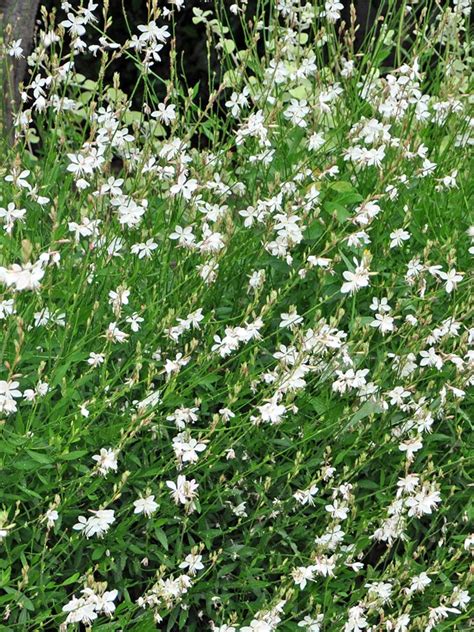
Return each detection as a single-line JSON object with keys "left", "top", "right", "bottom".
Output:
{"left": 1, "top": 0, "right": 458, "bottom": 141}
{"left": 36, "top": 0, "right": 392, "bottom": 108}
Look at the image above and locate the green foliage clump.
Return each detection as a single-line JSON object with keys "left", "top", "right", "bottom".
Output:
{"left": 0, "top": 1, "right": 472, "bottom": 630}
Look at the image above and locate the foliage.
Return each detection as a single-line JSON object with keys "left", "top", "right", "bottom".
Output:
{"left": 0, "top": 1, "right": 472, "bottom": 630}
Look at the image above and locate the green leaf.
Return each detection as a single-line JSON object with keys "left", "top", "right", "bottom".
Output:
{"left": 329, "top": 180, "right": 355, "bottom": 193}
{"left": 123, "top": 110, "right": 143, "bottom": 126}
{"left": 91, "top": 546, "right": 105, "bottom": 561}
{"left": 61, "top": 572, "right": 81, "bottom": 586}
{"left": 154, "top": 527, "right": 169, "bottom": 551}
{"left": 12, "top": 459, "right": 39, "bottom": 471}
{"left": 60, "top": 450, "right": 89, "bottom": 461}
{"left": 222, "top": 39, "right": 236, "bottom": 54}
{"left": 288, "top": 83, "right": 309, "bottom": 99}
{"left": 324, "top": 201, "right": 351, "bottom": 223}
{"left": 25, "top": 449, "right": 53, "bottom": 465}
{"left": 350, "top": 401, "right": 385, "bottom": 427}
{"left": 178, "top": 607, "right": 189, "bottom": 629}
{"left": 303, "top": 219, "right": 324, "bottom": 240}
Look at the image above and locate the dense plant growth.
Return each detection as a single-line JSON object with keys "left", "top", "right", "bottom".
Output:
{"left": 0, "top": 1, "right": 472, "bottom": 630}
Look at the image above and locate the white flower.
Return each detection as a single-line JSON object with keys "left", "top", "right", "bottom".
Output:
{"left": 170, "top": 174, "right": 198, "bottom": 200}
{"left": 344, "top": 605, "right": 368, "bottom": 632}
{"left": 73, "top": 509, "right": 115, "bottom": 538}
{"left": 293, "top": 484, "right": 319, "bottom": 506}
{"left": 308, "top": 132, "right": 325, "bottom": 151}
{"left": 0, "top": 260, "right": 45, "bottom": 291}
{"left": 341, "top": 258, "right": 370, "bottom": 294}
{"left": 133, "top": 495, "right": 159, "bottom": 518}
{"left": 453, "top": 0, "right": 472, "bottom": 16}
{"left": 280, "top": 308, "right": 303, "bottom": 329}
{"left": 164, "top": 352, "right": 189, "bottom": 376}
{"left": 463, "top": 534, "right": 474, "bottom": 550}
{"left": 312, "top": 554, "right": 337, "bottom": 577}
{"left": 438, "top": 268, "right": 463, "bottom": 293}
{"left": 33, "top": 308, "right": 66, "bottom": 328}
{"left": 226, "top": 92, "right": 244, "bottom": 117}
{"left": 370, "top": 297, "right": 391, "bottom": 312}
{"left": 92, "top": 448, "right": 118, "bottom": 476}
{"left": 283, "top": 99, "right": 310, "bottom": 127}
{"left": 106, "top": 322, "right": 129, "bottom": 343}
{"left": 406, "top": 572, "right": 431, "bottom": 595}
{"left": 173, "top": 433, "right": 207, "bottom": 464}
{"left": 390, "top": 228, "right": 411, "bottom": 248}
{"left": 87, "top": 352, "right": 105, "bottom": 367}
{"left": 81, "top": 404, "right": 89, "bottom": 417}
{"left": 7, "top": 39, "right": 23, "bottom": 58}
{"left": 257, "top": 398, "right": 287, "bottom": 424}
{"left": 325, "top": 499, "right": 349, "bottom": 520}
{"left": 315, "top": 525, "right": 345, "bottom": 551}
{"left": 131, "top": 239, "right": 158, "bottom": 258}
{"left": 179, "top": 553, "right": 204, "bottom": 576}
{"left": 451, "top": 586, "right": 470, "bottom": 610}
{"left": 151, "top": 103, "right": 176, "bottom": 125}
{"left": 169, "top": 224, "right": 196, "bottom": 247}
{"left": 405, "top": 486, "right": 441, "bottom": 517}
{"left": 166, "top": 475, "right": 199, "bottom": 512}
{"left": 67, "top": 151, "right": 95, "bottom": 176}
{"left": 241, "top": 619, "right": 273, "bottom": 632}
{"left": 220, "top": 408, "right": 235, "bottom": 421}
{"left": 5, "top": 168, "right": 30, "bottom": 188}
{"left": 60, "top": 13, "right": 87, "bottom": 37}
{"left": 307, "top": 255, "right": 331, "bottom": 268}
{"left": 0, "top": 299, "right": 15, "bottom": 319}
{"left": 62, "top": 587, "right": 118, "bottom": 625}
{"left": 94, "top": 588, "right": 118, "bottom": 616}
{"left": 298, "top": 614, "right": 324, "bottom": 631}
{"left": 0, "top": 379, "right": 22, "bottom": 415}
{"left": 387, "top": 386, "right": 411, "bottom": 406}
{"left": 419, "top": 347, "right": 443, "bottom": 370}
{"left": 137, "top": 389, "right": 161, "bottom": 410}
{"left": 370, "top": 313, "right": 395, "bottom": 334}
{"left": 231, "top": 501, "right": 247, "bottom": 517}
{"left": 62, "top": 596, "right": 97, "bottom": 625}
{"left": 240, "top": 205, "right": 264, "bottom": 228}
{"left": 341, "top": 58, "right": 355, "bottom": 78}
{"left": 365, "top": 580, "right": 393, "bottom": 605}
{"left": 68, "top": 217, "right": 101, "bottom": 240}
{"left": 292, "top": 565, "right": 315, "bottom": 589}
{"left": 324, "top": 1, "right": 344, "bottom": 22}
{"left": 399, "top": 437, "right": 423, "bottom": 461}
{"left": 354, "top": 201, "right": 381, "bottom": 225}
{"left": 45, "top": 509, "right": 59, "bottom": 528}
{"left": 137, "top": 21, "right": 170, "bottom": 43}
{"left": 390, "top": 613, "right": 410, "bottom": 632}
{"left": 126, "top": 313, "right": 144, "bottom": 332}
{"left": 0, "top": 203, "right": 26, "bottom": 233}
{"left": 116, "top": 198, "right": 147, "bottom": 228}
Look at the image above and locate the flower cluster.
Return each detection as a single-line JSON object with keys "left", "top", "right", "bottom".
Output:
{"left": 0, "top": 0, "right": 471, "bottom": 629}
